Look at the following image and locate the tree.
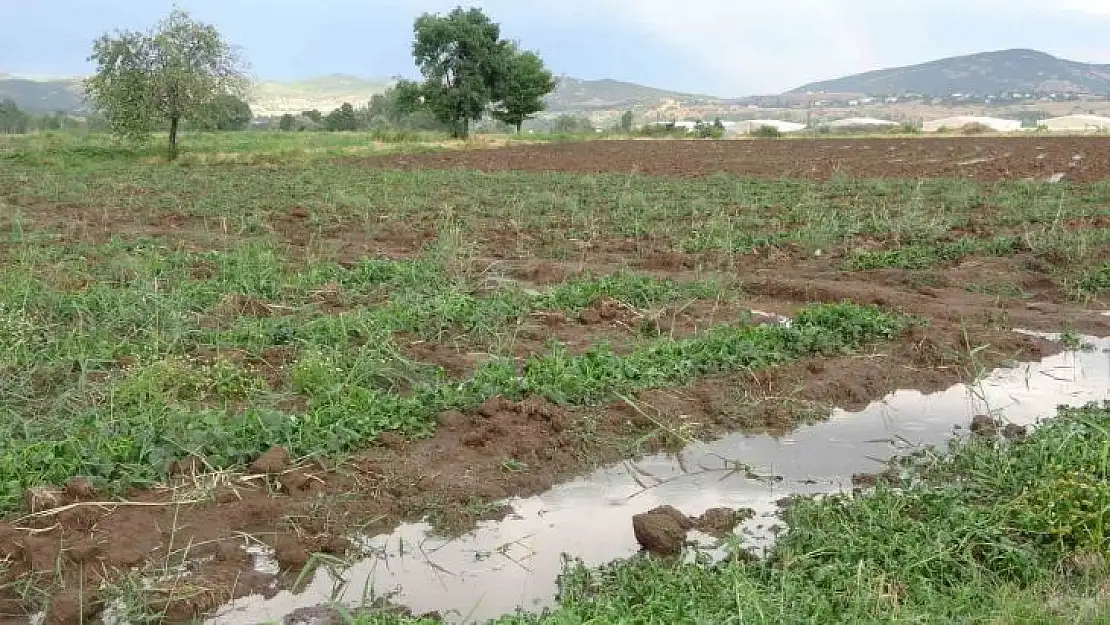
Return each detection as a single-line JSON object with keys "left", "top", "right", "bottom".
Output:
{"left": 490, "top": 47, "right": 556, "bottom": 133}
{"left": 410, "top": 7, "right": 510, "bottom": 138}
{"left": 195, "top": 93, "right": 252, "bottom": 131}
{"left": 553, "top": 114, "right": 594, "bottom": 134}
{"left": 278, "top": 113, "right": 296, "bottom": 131}
{"left": 0, "top": 99, "right": 30, "bottom": 134}
{"left": 324, "top": 103, "right": 358, "bottom": 131}
{"left": 302, "top": 109, "right": 323, "bottom": 124}
{"left": 619, "top": 110, "right": 634, "bottom": 133}
{"left": 85, "top": 9, "right": 249, "bottom": 159}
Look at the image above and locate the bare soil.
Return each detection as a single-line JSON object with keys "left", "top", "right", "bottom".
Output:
{"left": 349, "top": 136, "right": 1110, "bottom": 182}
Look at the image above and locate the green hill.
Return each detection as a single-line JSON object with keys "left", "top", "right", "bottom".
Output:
{"left": 545, "top": 76, "right": 716, "bottom": 111}
{"left": 791, "top": 49, "right": 1110, "bottom": 96}
{"left": 0, "top": 77, "right": 85, "bottom": 113}
{"left": 0, "top": 72, "right": 715, "bottom": 117}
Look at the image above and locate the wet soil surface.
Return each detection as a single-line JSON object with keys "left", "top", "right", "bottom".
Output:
{"left": 348, "top": 137, "right": 1110, "bottom": 182}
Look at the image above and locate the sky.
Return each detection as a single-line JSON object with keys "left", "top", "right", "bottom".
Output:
{"left": 4, "top": 0, "right": 1110, "bottom": 96}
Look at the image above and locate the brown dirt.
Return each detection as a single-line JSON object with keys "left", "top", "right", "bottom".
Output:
{"left": 347, "top": 137, "right": 1110, "bottom": 182}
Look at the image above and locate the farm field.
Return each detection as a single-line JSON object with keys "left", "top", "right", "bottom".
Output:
{"left": 0, "top": 133, "right": 1108, "bottom": 623}
{"left": 359, "top": 135, "right": 1110, "bottom": 182}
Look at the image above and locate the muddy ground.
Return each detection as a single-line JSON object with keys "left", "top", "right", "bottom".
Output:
{"left": 1, "top": 137, "right": 1109, "bottom": 624}
{"left": 351, "top": 136, "right": 1110, "bottom": 182}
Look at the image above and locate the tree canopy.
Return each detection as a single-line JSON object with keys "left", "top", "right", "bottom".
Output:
{"left": 194, "top": 94, "right": 253, "bottom": 131}
{"left": 408, "top": 7, "right": 555, "bottom": 138}
{"left": 491, "top": 47, "right": 556, "bottom": 133}
{"left": 85, "top": 9, "right": 249, "bottom": 158}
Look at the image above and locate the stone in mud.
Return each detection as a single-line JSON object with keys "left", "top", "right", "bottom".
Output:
{"left": 632, "top": 505, "right": 693, "bottom": 556}
{"left": 250, "top": 446, "right": 291, "bottom": 474}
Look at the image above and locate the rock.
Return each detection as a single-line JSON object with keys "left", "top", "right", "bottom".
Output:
{"left": 632, "top": 505, "right": 692, "bottom": 556}
{"left": 250, "top": 446, "right": 291, "bottom": 474}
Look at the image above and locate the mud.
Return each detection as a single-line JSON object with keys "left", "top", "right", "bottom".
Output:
{"left": 208, "top": 335, "right": 1110, "bottom": 623}
{"left": 348, "top": 137, "right": 1110, "bottom": 182}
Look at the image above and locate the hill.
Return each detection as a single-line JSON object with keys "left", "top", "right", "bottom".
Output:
{"left": 0, "top": 77, "right": 85, "bottom": 113}
{"left": 249, "top": 74, "right": 393, "bottom": 117}
{"left": 0, "top": 72, "right": 714, "bottom": 117}
{"left": 545, "top": 76, "right": 715, "bottom": 111}
{"left": 790, "top": 49, "right": 1110, "bottom": 96}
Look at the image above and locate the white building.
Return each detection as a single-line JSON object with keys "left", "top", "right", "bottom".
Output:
{"left": 1038, "top": 114, "right": 1110, "bottom": 133}
{"left": 922, "top": 116, "right": 1023, "bottom": 133}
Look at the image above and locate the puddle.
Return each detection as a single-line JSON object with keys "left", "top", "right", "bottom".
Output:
{"left": 209, "top": 336, "right": 1110, "bottom": 625}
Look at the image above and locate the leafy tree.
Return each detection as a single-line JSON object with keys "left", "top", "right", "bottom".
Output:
{"left": 278, "top": 113, "right": 296, "bottom": 131}
{"left": 410, "top": 7, "right": 509, "bottom": 138}
{"left": 195, "top": 93, "right": 252, "bottom": 131}
{"left": 302, "top": 109, "right": 323, "bottom": 124}
{"left": 553, "top": 114, "right": 594, "bottom": 134}
{"left": 619, "top": 109, "right": 634, "bottom": 133}
{"left": 85, "top": 9, "right": 249, "bottom": 159}
{"left": 490, "top": 47, "right": 555, "bottom": 133}
{"left": 324, "top": 103, "right": 358, "bottom": 131}
{"left": 0, "top": 99, "right": 30, "bottom": 134}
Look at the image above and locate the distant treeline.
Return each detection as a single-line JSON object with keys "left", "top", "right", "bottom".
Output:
{"left": 0, "top": 94, "right": 253, "bottom": 135}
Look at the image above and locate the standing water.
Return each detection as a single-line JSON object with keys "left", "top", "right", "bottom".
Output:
{"left": 210, "top": 336, "right": 1110, "bottom": 624}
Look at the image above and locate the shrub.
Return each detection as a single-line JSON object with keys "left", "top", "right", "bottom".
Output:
{"left": 960, "top": 122, "right": 994, "bottom": 135}
{"left": 751, "top": 125, "right": 782, "bottom": 138}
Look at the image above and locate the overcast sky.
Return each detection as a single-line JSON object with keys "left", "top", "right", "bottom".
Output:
{"left": 4, "top": 1, "right": 1110, "bottom": 95}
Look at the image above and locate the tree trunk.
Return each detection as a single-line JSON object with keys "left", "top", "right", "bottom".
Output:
{"left": 168, "top": 116, "right": 180, "bottom": 160}
{"left": 460, "top": 117, "right": 469, "bottom": 139}
{"left": 516, "top": 122, "right": 523, "bottom": 134}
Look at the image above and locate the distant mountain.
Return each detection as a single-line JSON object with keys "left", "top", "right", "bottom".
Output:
{"left": 0, "top": 71, "right": 714, "bottom": 117}
{"left": 790, "top": 49, "right": 1110, "bottom": 96}
{"left": 0, "top": 76, "right": 85, "bottom": 113}
{"left": 545, "top": 76, "right": 715, "bottom": 111}
{"left": 249, "top": 74, "right": 393, "bottom": 116}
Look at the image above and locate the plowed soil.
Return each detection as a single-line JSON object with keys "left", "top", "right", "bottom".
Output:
{"left": 351, "top": 136, "right": 1110, "bottom": 182}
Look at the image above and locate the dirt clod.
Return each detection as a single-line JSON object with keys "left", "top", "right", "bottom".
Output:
{"left": 64, "top": 477, "right": 96, "bottom": 500}
{"left": 970, "top": 415, "right": 1000, "bottom": 437}
{"left": 250, "top": 446, "right": 291, "bottom": 474}
{"left": 24, "top": 486, "right": 66, "bottom": 513}
{"left": 45, "top": 589, "right": 102, "bottom": 625}
{"left": 273, "top": 535, "right": 312, "bottom": 571}
{"left": 694, "top": 508, "right": 753, "bottom": 538}
{"left": 632, "top": 505, "right": 693, "bottom": 556}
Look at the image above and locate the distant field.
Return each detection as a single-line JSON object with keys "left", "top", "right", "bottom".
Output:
{"left": 0, "top": 131, "right": 1107, "bottom": 623}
